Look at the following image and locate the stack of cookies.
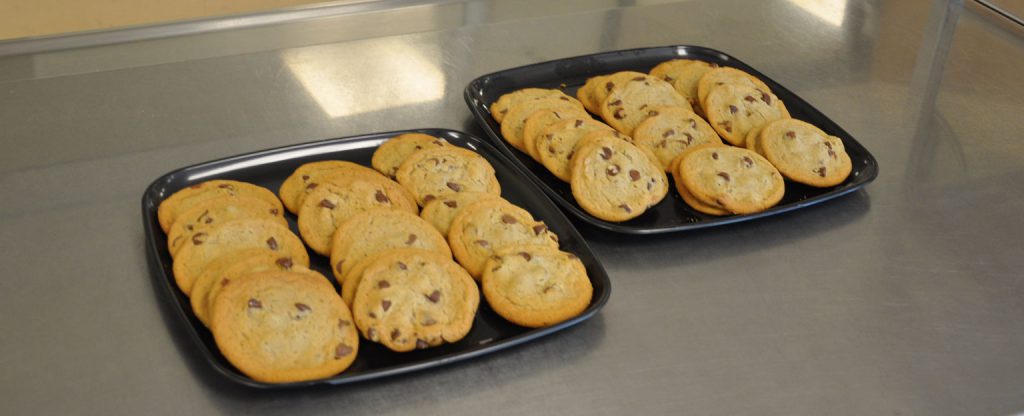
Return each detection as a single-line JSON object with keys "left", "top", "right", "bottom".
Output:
{"left": 490, "top": 58, "right": 853, "bottom": 218}
{"left": 158, "top": 132, "right": 595, "bottom": 383}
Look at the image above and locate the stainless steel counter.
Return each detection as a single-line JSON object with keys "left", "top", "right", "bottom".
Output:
{"left": 3, "top": 0, "right": 1024, "bottom": 414}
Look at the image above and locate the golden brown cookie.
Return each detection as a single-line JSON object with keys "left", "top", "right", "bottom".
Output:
{"left": 600, "top": 74, "right": 692, "bottom": 136}
{"left": 522, "top": 108, "right": 591, "bottom": 161}
{"left": 744, "top": 124, "right": 767, "bottom": 155}
{"left": 329, "top": 209, "right": 451, "bottom": 287}
{"left": 501, "top": 98, "right": 586, "bottom": 151}
{"left": 189, "top": 250, "right": 309, "bottom": 327}
{"left": 703, "top": 84, "right": 789, "bottom": 146}
{"left": 352, "top": 250, "right": 479, "bottom": 352}
{"left": 696, "top": 66, "right": 773, "bottom": 108}
{"left": 395, "top": 146, "right": 501, "bottom": 206}
{"left": 589, "top": 71, "right": 647, "bottom": 115}
{"left": 296, "top": 174, "right": 418, "bottom": 256}
{"left": 172, "top": 219, "right": 309, "bottom": 294}
{"left": 166, "top": 196, "right": 286, "bottom": 258}
{"left": 419, "top": 192, "right": 504, "bottom": 237}
{"left": 370, "top": 133, "right": 449, "bottom": 178}
{"left": 669, "top": 151, "right": 730, "bottom": 216}
{"left": 158, "top": 180, "right": 283, "bottom": 233}
{"left": 482, "top": 245, "right": 592, "bottom": 328}
{"left": 490, "top": 88, "right": 578, "bottom": 123}
{"left": 278, "top": 161, "right": 383, "bottom": 214}
{"left": 665, "top": 60, "right": 717, "bottom": 113}
{"left": 631, "top": 106, "right": 723, "bottom": 171}
{"left": 535, "top": 119, "right": 618, "bottom": 182}
{"left": 211, "top": 269, "right": 358, "bottom": 383}
{"left": 758, "top": 119, "right": 852, "bottom": 187}
{"left": 447, "top": 199, "right": 559, "bottom": 279}
{"left": 569, "top": 134, "right": 669, "bottom": 222}
{"left": 576, "top": 75, "right": 609, "bottom": 114}
{"left": 678, "top": 144, "right": 785, "bottom": 215}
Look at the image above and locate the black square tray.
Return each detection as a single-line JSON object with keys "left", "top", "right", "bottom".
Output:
{"left": 141, "top": 128, "right": 611, "bottom": 388}
{"left": 464, "top": 45, "right": 879, "bottom": 234}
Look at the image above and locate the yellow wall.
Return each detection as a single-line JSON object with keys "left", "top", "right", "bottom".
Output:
{"left": 0, "top": 0, "right": 335, "bottom": 41}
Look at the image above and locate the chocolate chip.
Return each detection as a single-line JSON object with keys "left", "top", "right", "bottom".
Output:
{"left": 391, "top": 329, "right": 401, "bottom": 341}
{"left": 559, "top": 96, "right": 570, "bottom": 102}
{"left": 722, "top": 121, "right": 733, "bottom": 133}
{"left": 248, "top": 299, "right": 262, "bottom": 309}
{"left": 761, "top": 92, "right": 771, "bottom": 104}
{"left": 519, "top": 252, "right": 532, "bottom": 261}
{"left": 609, "top": 99, "right": 622, "bottom": 107}
{"left": 606, "top": 165, "right": 620, "bottom": 176}
{"left": 338, "top": 319, "right": 351, "bottom": 329}
{"left": 368, "top": 312, "right": 377, "bottom": 319}
{"left": 729, "top": 105, "right": 738, "bottom": 114}
{"left": 647, "top": 181, "right": 653, "bottom": 191}
{"left": 197, "top": 209, "right": 210, "bottom": 223}
{"left": 446, "top": 182, "right": 462, "bottom": 192}
{"left": 600, "top": 147, "right": 612, "bottom": 160}
{"left": 397, "top": 262, "right": 407, "bottom": 270}
{"left": 335, "top": 260, "right": 344, "bottom": 274}
{"left": 785, "top": 131, "right": 796, "bottom": 138}
{"left": 575, "top": 120, "right": 583, "bottom": 128}
{"left": 301, "top": 175, "right": 310, "bottom": 181}
{"left": 629, "top": 169, "right": 641, "bottom": 181}
{"left": 266, "top": 237, "right": 278, "bottom": 250}
{"left": 426, "top": 290, "right": 441, "bottom": 303}
{"left": 689, "top": 119, "right": 697, "bottom": 129}
{"left": 619, "top": 204, "right": 632, "bottom": 213}
{"left": 639, "top": 104, "right": 648, "bottom": 110}
{"left": 422, "top": 317, "right": 437, "bottom": 326}
{"left": 185, "top": 225, "right": 193, "bottom": 231}
{"left": 499, "top": 109, "right": 507, "bottom": 115}
{"left": 319, "top": 199, "right": 336, "bottom": 209}
{"left": 367, "top": 328, "right": 378, "bottom": 341}
{"left": 423, "top": 194, "right": 436, "bottom": 203}
{"left": 567, "top": 150, "right": 575, "bottom": 160}
{"left": 192, "top": 232, "right": 207, "bottom": 245}
{"left": 613, "top": 108, "right": 626, "bottom": 119}
{"left": 683, "top": 132, "right": 694, "bottom": 144}
{"left": 475, "top": 240, "right": 489, "bottom": 247}
{"left": 501, "top": 214, "right": 517, "bottom": 224}
{"left": 334, "top": 343, "right": 353, "bottom": 359}
{"left": 533, "top": 224, "right": 548, "bottom": 235}
{"left": 605, "top": 81, "right": 614, "bottom": 91}
{"left": 664, "top": 76, "right": 674, "bottom": 82}
{"left": 663, "top": 129, "right": 675, "bottom": 138}
{"left": 220, "top": 279, "right": 230, "bottom": 287}
{"left": 306, "top": 183, "right": 318, "bottom": 191}
{"left": 375, "top": 190, "right": 390, "bottom": 203}
{"left": 444, "top": 200, "right": 458, "bottom": 208}
{"left": 416, "top": 339, "right": 429, "bottom": 349}
{"left": 657, "top": 140, "right": 667, "bottom": 148}
{"left": 270, "top": 208, "right": 279, "bottom": 216}
{"left": 381, "top": 300, "right": 391, "bottom": 312}
{"left": 815, "top": 167, "right": 827, "bottom": 177}
{"left": 548, "top": 145, "right": 556, "bottom": 154}
{"left": 744, "top": 95, "right": 756, "bottom": 103}
{"left": 828, "top": 149, "right": 837, "bottom": 158}
{"left": 218, "top": 184, "right": 235, "bottom": 190}
{"left": 276, "top": 257, "right": 294, "bottom": 269}
{"left": 717, "top": 172, "right": 731, "bottom": 181}
{"left": 406, "top": 233, "right": 417, "bottom": 245}
{"left": 379, "top": 280, "right": 390, "bottom": 289}
{"left": 543, "top": 285, "right": 555, "bottom": 294}
{"left": 742, "top": 156, "right": 754, "bottom": 167}
{"left": 295, "top": 303, "right": 311, "bottom": 312}
{"left": 712, "top": 152, "right": 719, "bottom": 160}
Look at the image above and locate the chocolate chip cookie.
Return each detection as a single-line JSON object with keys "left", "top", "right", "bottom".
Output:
{"left": 189, "top": 249, "right": 309, "bottom": 327}
{"left": 279, "top": 161, "right": 383, "bottom": 214}
{"left": 211, "top": 269, "right": 358, "bottom": 383}
{"left": 352, "top": 249, "right": 479, "bottom": 352}
{"left": 758, "top": 118, "right": 852, "bottom": 187}
{"left": 395, "top": 146, "right": 501, "bottom": 206}
{"left": 569, "top": 134, "right": 669, "bottom": 222}
{"left": 482, "top": 245, "right": 592, "bottom": 328}
{"left": 166, "top": 195, "right": 286, "bottom": 259}
{"left": 631, "top": 106, "right": 723, "bottom": 171}
{"left": 419, "top": 191, "right": 503, "bottom": 237}
{"left": 703, "top": 84, "right": 789, "bottom": 146}
{"left": 158, "top": 180, "right": 283, "bottom": 233}
{"left": 447, "top": 199, "right": 559, "bottom": 279}
{"left": 371, "top": 133, "right": 449, "bottom": 178}
{"left": 490, "top": 88, "right": 578, "bottom": 123}
{"left": 329, "top": 209, "right": 451, "bottom": 285}
{"left": 600, "top": 74, "right": 691, "bottom": 136}
{"left": 678, "top": 144, "right": 785, "bottom": 215}
{"left": 535, "top": 119, "right": 617, "bottom": 182}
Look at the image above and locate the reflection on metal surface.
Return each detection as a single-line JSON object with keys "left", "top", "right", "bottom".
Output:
{"left": 283, "top": 38, "right": 446, "bottom": 118}
{"left": 788, "top": 0, "right": 847, "bottom": 26}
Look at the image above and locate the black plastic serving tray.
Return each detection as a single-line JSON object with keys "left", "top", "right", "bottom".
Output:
{"left": 141, "top": 129, "right": 611, "bottom": 388}
{"left": 464, "top": 45, "right": 879, "bottom": 234}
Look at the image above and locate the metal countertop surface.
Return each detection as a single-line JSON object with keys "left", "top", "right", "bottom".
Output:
{"left": 2, "top": 0, "right": 1023, "bottom": 414}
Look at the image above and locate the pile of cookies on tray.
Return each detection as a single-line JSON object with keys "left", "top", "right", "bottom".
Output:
{"left": 490, "top": 58, "right": 853, "bottom": 220}
{"left": 157, "top": 133, "right": 593, "bottom": 383}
